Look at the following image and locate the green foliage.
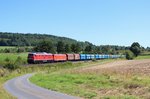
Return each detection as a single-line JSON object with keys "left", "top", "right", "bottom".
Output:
{"left": 71, "top": 43, "right": 81, "bottom": 53}
{"left": 57, "top": 41, "right": 65, "bottom": 53}
{"left": 34, "top": 40, "right": 56, "bottom": 53}
{"left": 85, "top": 45, "right": 92, "bottom": 53}
{"left": 3, "top": 57, "right": 21, "bottom": 70}
{"left": 3, "top": 62, "right": 20, "bottom": 70}
{"left": 0, "top": 32, "right": 77, "bottom": 46}
{"left": 92, "top": 58, "right": 97, "bottom": 62}
{"left": 130, "top": 42, "right": 141, "bottom": 57}
{"left": 125, "top": 50, "right": 134, "bottom": 60}
{"left": 71, "top": 43, "right": 76, "bottom": 53}
{"left": 65, "top": 44, "right": 71, "bottom": 53}
{"left": 4, "top": 57, "right": 11, "bottom": 63}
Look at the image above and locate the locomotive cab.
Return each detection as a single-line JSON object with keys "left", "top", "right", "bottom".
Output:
{"left": 27, "top": 53, "right": 35, "bottom": 63}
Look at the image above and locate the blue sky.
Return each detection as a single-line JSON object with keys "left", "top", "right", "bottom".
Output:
{"left": 0, "top": 0, "right": 149, "bottom": 47}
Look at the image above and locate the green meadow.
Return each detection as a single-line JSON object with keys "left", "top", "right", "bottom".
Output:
{"left": 0, "top": 53, "right": 28, "bottom": 65}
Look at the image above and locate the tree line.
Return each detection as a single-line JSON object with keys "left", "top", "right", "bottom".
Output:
{"left": 0, "top": 32, "right": 149, "bottom": 57}
{"left": 33, "top": 40, "right": 134, "bottom": 55}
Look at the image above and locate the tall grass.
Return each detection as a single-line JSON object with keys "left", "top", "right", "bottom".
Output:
{"left": 0, "top": 53, "right": 28, "bottom": 65}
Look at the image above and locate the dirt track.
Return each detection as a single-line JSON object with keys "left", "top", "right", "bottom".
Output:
{"left": 77, "top": 59, "right": 150, "bottom": 75}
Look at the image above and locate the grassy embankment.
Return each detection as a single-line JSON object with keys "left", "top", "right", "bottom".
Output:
{"left": 30, "top": 56, "right": 150, "bottom": 99}
{"left": 135, "top": 55, "right": 150, "bottom": 60}
{"left": 0, "top": 59, "right": 115, "bottom": 99}
{"left": 0, "top": 53, "right": 28, "bottom": 65}
{"left": 0, "top": 46, "right": 15, "bottom": 50}
{"left": 136, "top": 51, "right": 150, "bottom": 59}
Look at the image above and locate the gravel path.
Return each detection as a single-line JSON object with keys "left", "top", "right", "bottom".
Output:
{"left": 4, "top": 74, "right": 79, "bottom": 99}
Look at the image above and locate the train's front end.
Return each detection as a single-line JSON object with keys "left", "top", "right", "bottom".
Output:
{"left": 27, "top": 53, "right": 35, "bottom": 64}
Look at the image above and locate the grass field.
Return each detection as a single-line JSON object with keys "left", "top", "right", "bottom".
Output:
{"left": 30, "top": 59, "right": 150, "bottom": 99}
{"left": 0, "top": 46, "right": 33, "bottom": 50}
{"left": 30, "top": 73, "right": 144, "bottom": 99}
{"left": 136, "top": 55, "right": 150, "bottom": 60}
{"left": 0, "top": 53, "right": 28, "bottom": 65}
{"left": 0, "top": 46, "right": 16, "bottom": 50}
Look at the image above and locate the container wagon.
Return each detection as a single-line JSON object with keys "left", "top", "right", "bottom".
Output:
{"left": 66, "top": 54, "right": 75, "bottom": 61}
{"left": 86, "top": 54, "right": 91, "bottom": 60}
{"left": 80, "top": 54, "right": 86, "bottom": 60}
{"left": 74, "top": 54, "right": 80, "bottom": 61}
{"left": 53, "top": 54, "right": 67, "bottom": 62}
{"left": 90, "top": 54, "right": 95, "bottom": 59}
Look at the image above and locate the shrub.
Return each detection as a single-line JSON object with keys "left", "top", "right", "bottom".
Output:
{"left": 3, "top": 62, "right": 20, "bottom": 70}
{"left": 4, "top": 57, "right": 11, "bottom": 63}
{"left": 125, "top": 50, "right": 135, "bottom": 60}
{"left": 92, "top": 58, "right": 97, "bottom": 62}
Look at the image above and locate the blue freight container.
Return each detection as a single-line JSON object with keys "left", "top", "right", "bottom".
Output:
{"left": 103, "top": 55, "right": 105, "bottom": 59}
{"left": 99, "top": 55, "right": 103, "bottom": 59}
{"left": 104, "top": 55, "right": 107, "bottom": 59}
{"left": 95, "top": 54, "right": 99, "bottom": 59}
{"left": 91, "top": 54, "right": 95, "bottom": 59}
{"left": 80, "top": 54, "right": 86, "bottom": 60}
{"left": 108, "top": 55, "right": 110, "bottom": 59}
{"left": 86, "top": 54, "right": 91, "bottom": 60}
{"left": 106, "top": 55, "right": 110, "bottom": 59}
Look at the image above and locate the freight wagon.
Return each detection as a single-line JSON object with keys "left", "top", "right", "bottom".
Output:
{"left": 53, "top": 54, "right": 67, "bottom": 62}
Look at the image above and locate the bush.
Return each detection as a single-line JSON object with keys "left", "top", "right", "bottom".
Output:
{"left": 92, "top": 58, "right": 97, "bottom": 62}
{"left": 125, "top": 50, "right": 134, "bottom": 60}
{"left": 4, "top": 57, "right": 11, "bottom": 62}
{"left": 3, "top": 62, "right": 20, "bottom": 70}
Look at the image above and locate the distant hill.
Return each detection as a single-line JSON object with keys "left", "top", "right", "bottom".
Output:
{"left": 0, "top": 32, "right": 130, "bottom": 54}
{"left": 0, "top": 32, "right": 78, "bottom": 46}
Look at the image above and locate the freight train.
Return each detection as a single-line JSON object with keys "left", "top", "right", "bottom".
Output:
{"left": 27, "top": 52, "right": 125, "bottom": 64}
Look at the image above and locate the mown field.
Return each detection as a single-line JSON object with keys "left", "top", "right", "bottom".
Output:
{"left": 30, "top": 58, "right": 150, "bottom": 99}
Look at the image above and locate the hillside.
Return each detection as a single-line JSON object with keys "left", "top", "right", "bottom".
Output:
{"left": 0, "top": 32, "right": 78, "bottom": 46}
{"left": 0, "top": 32, "right": 131, "bottom": 54}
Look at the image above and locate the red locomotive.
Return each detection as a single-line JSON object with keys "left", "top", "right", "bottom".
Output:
{"left": 28, "top": 52, "right": 53, "bottom": 63}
